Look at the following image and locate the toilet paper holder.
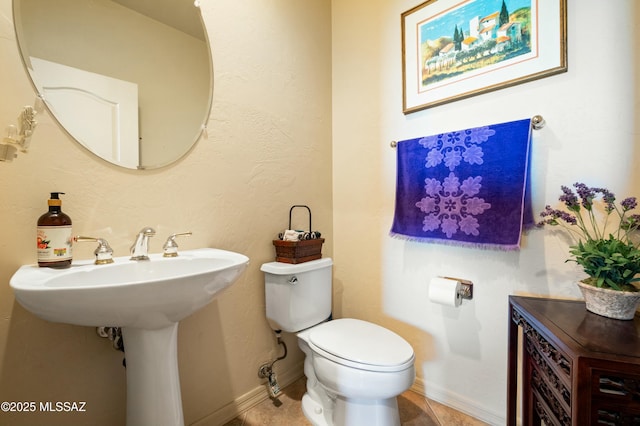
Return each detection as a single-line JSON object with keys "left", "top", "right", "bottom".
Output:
{"left": 444, "top": 276, "right": 473, "bottom": 300}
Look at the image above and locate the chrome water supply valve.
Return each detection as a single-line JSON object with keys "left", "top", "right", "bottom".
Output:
{"left": 258, "top": 331, "right": 288, "bottom": 399}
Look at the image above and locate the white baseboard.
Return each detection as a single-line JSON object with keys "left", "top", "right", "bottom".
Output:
{"left": 191, "top": 363, "right": 305, "bottom": 426}
{"left": 411, "top": 377, "right": 506, "bottom": 426}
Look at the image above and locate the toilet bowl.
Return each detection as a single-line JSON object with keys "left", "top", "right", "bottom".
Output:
{"left": 298, "top": 318, "right": 415, "bottom": 426}
{"left": 261, "top": 258, "right": 415, "bottom": 426}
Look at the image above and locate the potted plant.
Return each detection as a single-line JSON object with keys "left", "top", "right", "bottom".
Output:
{"left": 538, "top": 183, "right": 640, "bottom": 320}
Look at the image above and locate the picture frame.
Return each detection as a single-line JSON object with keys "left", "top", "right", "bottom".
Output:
{"left": 401, "top": 0, "right": 567, "bottom": 114}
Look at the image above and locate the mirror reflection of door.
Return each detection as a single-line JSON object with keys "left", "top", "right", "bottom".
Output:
{"left": 13, "top": 0, "right": 212, "bottom": 169}
{"left": 31, "top": 57, "right": 140, "bottom": 169}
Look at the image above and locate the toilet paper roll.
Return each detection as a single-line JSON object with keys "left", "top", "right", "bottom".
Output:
{"left": 429, "top": 277, "right": 462, "bottom": 307}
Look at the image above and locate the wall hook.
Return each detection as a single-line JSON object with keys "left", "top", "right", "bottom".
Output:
{"left": 1, "top": 98, "right": 41, "bottom": 162}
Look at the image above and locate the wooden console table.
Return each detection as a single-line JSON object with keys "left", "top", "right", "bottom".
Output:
{"left": 507, "top": 296, "right": 640, "bottom": 425}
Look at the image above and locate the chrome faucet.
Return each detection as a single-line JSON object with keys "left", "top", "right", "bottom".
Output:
{"left": 130, "top": 227, "right": 156, "bottom": 260}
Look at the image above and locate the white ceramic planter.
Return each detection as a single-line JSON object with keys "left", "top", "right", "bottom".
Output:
{"left": 577, "top": 281, "right": 640, "bottom": 320}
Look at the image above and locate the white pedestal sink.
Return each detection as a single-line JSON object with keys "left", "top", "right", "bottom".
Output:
{"left": 10, "top": 248, "right": 249, "bottom": 426}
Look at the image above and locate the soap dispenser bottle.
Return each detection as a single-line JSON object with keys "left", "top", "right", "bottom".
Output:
{"left": 37, "top": 192, "right": 73, "bottom": 268}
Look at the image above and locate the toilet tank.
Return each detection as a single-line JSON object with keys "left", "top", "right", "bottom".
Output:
{"left": 260, "top": 258, "right": 332, "bottom": 333}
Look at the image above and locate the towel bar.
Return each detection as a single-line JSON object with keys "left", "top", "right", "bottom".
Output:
{"left": 390, "top": 115, "right": 545, "bottom": 148}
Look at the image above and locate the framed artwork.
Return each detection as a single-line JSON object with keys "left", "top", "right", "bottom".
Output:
{"left": 401, "top": 0, "right": 567, "bottom": 114}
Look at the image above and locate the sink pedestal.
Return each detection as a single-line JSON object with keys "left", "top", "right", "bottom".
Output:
{"left": 122, "top": 324, "right": 184, "bottom": 426}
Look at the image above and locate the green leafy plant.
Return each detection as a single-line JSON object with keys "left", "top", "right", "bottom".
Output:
{"left": 539, "top": 183, "right": 640, "bottom": 291}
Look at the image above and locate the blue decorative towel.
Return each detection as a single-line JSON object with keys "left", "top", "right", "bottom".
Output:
{"left": 390, "top": 118, "right": 533, "bottom": 250}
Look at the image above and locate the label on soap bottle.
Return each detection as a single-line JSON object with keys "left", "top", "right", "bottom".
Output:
{"left": 37, "top": 226, "right": 73, "bottom": 262}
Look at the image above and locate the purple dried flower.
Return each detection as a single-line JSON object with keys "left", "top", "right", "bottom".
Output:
{"left": 597, "top": 188, "right": 616, "bottom": 212}
{"left": 574, "top": 183, "right": 594, "bottom": 210}
{"left": 559, "top": 186, "right": 579, "bottom": 210}
{"left": 559, "top": 211, "right": 577, "bottom": 225}
{"left": 538, "top": 205, "right": 576, "bottom": 225}
{"left": 621, "top": 197, "right": 637, "bottom": 211}
{"left": 601, "top": 189, "right": 615, "bottom": 204}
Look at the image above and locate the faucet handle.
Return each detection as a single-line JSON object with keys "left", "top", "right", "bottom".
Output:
{"left": 74, "top": 236, "right": 114, "bottom": 264}
{"left": 163, "top": 232, "right": 192, "bottom": 257}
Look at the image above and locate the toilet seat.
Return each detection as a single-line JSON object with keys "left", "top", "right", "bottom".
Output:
{"left": 307, "top": 318, "right": 415, "bottom": 373}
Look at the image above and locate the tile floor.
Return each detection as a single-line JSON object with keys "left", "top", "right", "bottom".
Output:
{"left": 223, "top": 377, "right": 489, "bottom": 426}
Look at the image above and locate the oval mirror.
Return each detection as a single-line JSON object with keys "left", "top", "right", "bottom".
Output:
{"left": 13, "top": 0, "right": 213, "bottom": 170}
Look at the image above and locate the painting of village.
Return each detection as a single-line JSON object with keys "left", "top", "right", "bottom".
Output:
{"left": 419, "top": 0, "right": 532, "bottom": 91}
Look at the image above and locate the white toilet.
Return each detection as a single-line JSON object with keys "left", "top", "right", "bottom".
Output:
{"left": 261, "top": 258, "right": 415, "bottom": 426}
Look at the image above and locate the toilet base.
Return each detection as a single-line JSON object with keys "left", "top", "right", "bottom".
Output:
{"left": 334, "top": 395, "right": 400, "bottom": 426}
{"left": 302, "top": 391, "right": 401, "bottom": 426}
{"left": 302, "top": 393, "right": 329, "bottom": 426}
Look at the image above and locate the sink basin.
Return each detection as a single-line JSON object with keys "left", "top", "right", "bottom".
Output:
{"left": 10, "top": 247, "right": 249, "bottom": 426}
{"left": 10, "top": 248, "right": 249, "bottom": 329}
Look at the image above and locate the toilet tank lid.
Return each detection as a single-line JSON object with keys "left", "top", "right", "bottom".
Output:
{"left": 309, "top": 318, "right": 414, "bottom": 367}
{"left": 260, "top": 258, "right": 333, "bottom": 275}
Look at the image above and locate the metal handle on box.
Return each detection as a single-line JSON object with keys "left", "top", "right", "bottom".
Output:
{"left": 289, "top": 205, "right": 312, "bottom": 232}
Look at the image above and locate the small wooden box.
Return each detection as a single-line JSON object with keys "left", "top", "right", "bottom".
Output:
{"left": 273, "top": 238, "right": 324, "bottom": 264}
{"left": 273, "top": 205, "right": 324, "bottom": 264}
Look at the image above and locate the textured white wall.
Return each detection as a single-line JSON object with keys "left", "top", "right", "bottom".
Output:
{"left": 332, "top": 0, "right": 640, "bottom": 423}
{"left": 2, "top": 0, "right": 638, "bottom": 424}
{"left": 0, "top": 0, "right": 332, "bottom": 424}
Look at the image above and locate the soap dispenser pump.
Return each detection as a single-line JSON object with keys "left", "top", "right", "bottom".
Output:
{"left": 37, "top": 192, "right": 72, "bottom": 268}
